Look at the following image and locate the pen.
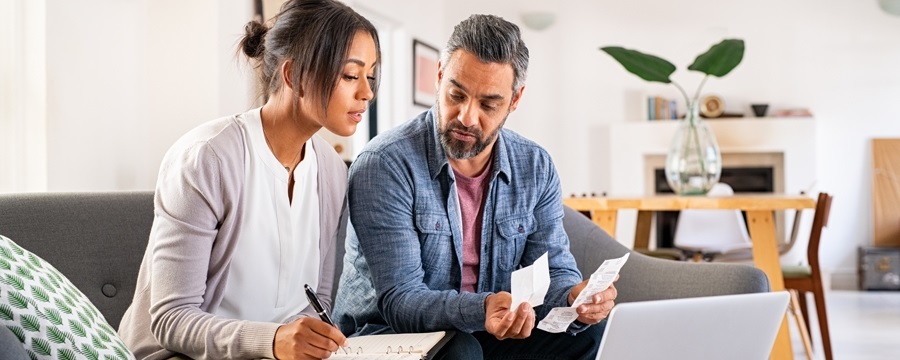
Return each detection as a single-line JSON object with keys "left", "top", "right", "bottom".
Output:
{"left": 304, "top": 284, "right": 348, "bottom": 354}
{"left": 304, "top": 284, "right": 336, "bottom": 327}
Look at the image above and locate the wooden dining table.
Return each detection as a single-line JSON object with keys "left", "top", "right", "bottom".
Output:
{"left": 564, "top": 194, "right": 817, "bottom": 360}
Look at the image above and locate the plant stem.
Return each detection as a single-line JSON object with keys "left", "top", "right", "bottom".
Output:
{"left": 692, "top": 75, "right": 709, "bottom": 104}
{"left": 672, "top": 82, "right": 691, "bottom": 107}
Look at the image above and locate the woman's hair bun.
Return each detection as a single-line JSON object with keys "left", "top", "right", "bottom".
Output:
{"left": 241, "top": 20, "right": 268, "bottom": 59}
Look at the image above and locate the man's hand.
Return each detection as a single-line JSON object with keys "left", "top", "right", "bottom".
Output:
{"left": 568, "top": 277, "right": 618, "bottom": 325}
{"left": 273, "top": 317, "right": 347, "bottom": 360}
{"left": 484, "top": 292, "right": 535, "bottom": 340}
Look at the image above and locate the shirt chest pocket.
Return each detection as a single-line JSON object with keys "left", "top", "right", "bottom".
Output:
{"left": 415, "top": 212, "right": 453, "bottom": 273}
{"left": 495, "top": 214, "right": 535, "bottom": 271}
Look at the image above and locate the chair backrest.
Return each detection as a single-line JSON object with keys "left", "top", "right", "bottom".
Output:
{"left": 807, "top": 192, "right": 833, "bottom": 272}
{"left": 673, "top": 183, "right": 752, "bottom": 253}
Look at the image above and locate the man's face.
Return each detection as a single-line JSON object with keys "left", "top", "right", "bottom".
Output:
{"left": 435, "top": 50, "right": 523, "bottom": 160}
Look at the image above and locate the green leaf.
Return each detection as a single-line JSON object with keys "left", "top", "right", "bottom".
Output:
{"left": 600, "top": 46, "right": 676, "bottom": 83}
{"left": 98, "top": 328, "right": 111, "bottom": 342}
{"left": 0, "top": 258, "right": 10, "bottom": 270}
{"left": 47, "top": 272, "right": 60, "bottom": 288}
{"left": 64, "top": 292, "right": 76, "bottom": 307}
{"left": 60, "top": 349, "right": 78, "bottom": 360}
{"left": 78, "top": 311, "right": 91, "bottom": 327}
{"left": 69, "top": 319, "right": 86, "bottom": 337}
{"left": 27, "top": 253, "right": 42, "bottom": 269}
{"left": 113, "top": 346, "right": 129, "bottom": 359}
{"left": 0, "top": 245, "right": 13, "bottom": 260}
{"left": 31, "top": 338, "right": 52, "bottom": 356}
{"left": 49, "top": 268, "right": 63, "bottom": 284}
{"left": 0, "top": 304, "right": 13, "bottom": 320}
{"left": 16, "top": 266, "right": 33, "bottom": 280}
{"left": 82, "top": 343, "right": 100, "bottom": 360}
{"left": 687, "top": 39, "right": 745, "bottom": 77}
{"left": 55, "top": 298, "right": 72, "bottom": 314}
{"left": 7, "top": 325, "right": 25, "bottom": 342}
{"left": 10, "top": 242, "right": 24, "bottom": 255}
{"left": 26, "top": 349, "right": 38, "bottom": 360}
{"left": 10, "top": 291, "right": 29, "bottom": 309}
{"left": 92, "top": 334, "right": 109, "bottom": 349}
{"left": 104, "top": 355, "right": 118, "bottom": 360}
{"left": 39, "top": 277, "right": 56, "bottom": 293}
{"left": 4, "top": 274, "right": 25, "bottom": 291}
{"left": 45, "top": 307, "right": 63, "bottom": 325}
{"left": 30, "top": 285, "right": 50, "bottom": 303}
{"left": 21, "top": 314, "right": 41, "bottom": 332}
{"left": 47, "top": 325, "right": 68, "bottom": 344}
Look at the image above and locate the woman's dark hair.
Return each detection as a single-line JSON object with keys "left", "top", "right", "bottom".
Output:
{"left": 239, "top": 0, "right": 381, "bottom": 110}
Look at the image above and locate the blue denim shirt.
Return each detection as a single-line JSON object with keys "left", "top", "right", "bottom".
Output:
{"left": 333, "top": 108, "right": 583, "bottom": 335}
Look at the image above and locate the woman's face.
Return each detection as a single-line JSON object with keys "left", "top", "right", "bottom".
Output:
{"left": 309, "top": 31, "right": 378, "bottom": 137}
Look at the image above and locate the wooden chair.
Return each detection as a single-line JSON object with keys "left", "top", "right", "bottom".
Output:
{"left": 783, "top": 192, "right": 834, "bottom": 360}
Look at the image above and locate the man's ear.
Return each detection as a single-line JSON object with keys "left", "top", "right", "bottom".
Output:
{"left": 508, "top": 84, "right": 525, "bottom": 112}
{"left": 281, "top": 60, "right": 301, "bottom": 95}
{"left": 434, "top": 60, "right": 443, "bottom": 90}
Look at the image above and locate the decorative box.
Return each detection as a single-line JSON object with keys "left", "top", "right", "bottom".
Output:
{"left": 858, "top": 246, "right": 900, "bottom": 291}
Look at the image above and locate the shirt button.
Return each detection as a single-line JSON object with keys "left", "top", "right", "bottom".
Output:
{"left": 518, "top": 225, "right": 525, "bottom": 233}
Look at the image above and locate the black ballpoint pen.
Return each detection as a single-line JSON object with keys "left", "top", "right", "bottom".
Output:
{"left": 304, "top": 284, "right": 336, "bottom": 326}
{"left": 305, "top": 284, "right": 348, "bottom": 354}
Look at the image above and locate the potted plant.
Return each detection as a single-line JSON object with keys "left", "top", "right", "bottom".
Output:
{"left": 600, "top": 39, "right": 745, "bottom": 195}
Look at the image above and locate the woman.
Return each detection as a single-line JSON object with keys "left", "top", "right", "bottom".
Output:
{"left": 118, "top": 1, "right": 380, "bottom": 359}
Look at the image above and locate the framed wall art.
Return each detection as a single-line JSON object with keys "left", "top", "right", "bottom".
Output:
{"left": 412, "top": 39, "right": 439, "bottom": 107}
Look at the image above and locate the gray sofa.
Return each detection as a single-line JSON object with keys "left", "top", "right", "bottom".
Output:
{"left": 0, "top": 191, "right": 768, "bottom": 357}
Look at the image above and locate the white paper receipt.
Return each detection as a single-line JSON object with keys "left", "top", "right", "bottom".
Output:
{"left": 537, "top": 253, "right": 629, "bottom": 333}
{"left": 510, "top": 252, "right": 550, "bottom": 310}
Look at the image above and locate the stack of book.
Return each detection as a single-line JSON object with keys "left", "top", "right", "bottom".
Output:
{"left": 646, "top": 96, "right": 678, "bottom": 121}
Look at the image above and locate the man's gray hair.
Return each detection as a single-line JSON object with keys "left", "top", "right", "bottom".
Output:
{"left": 440, "top": 14, "right": 529, "bottom": 92}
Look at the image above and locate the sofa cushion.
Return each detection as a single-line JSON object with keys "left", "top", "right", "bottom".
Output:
{"left": 0, "top": 235, "right": 134, "bottom": 360}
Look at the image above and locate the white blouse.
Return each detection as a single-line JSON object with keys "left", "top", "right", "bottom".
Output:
{"left": 215, "top": 109, "right": 321, "bottom": 323}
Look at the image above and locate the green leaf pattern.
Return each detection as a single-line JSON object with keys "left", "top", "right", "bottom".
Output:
{"left": 32, "top": 338, "right": 52, "bottom": 355}
{"left": 0, "top": 235, "right": 135, "bottom": 359}
{"left": 59, "top": 349, "right": 77, "bottom": 360}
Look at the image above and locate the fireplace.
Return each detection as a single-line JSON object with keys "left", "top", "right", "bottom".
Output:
{"left": 653, "top": 166, "right": 776, "bottom": 248}
{"left": 644, "top": 152, "right": 787, "bottom": 248}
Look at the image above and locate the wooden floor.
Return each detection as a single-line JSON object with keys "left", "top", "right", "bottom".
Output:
{"left": 789, "top": 290, "right": 900, "bottom": 359}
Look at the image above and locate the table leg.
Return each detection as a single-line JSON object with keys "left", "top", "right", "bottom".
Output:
{"left": 747, "top": 210, "right": 793, "bottom": 360}
{"left": 634, "top": 210, "right": 652, "bottom": 250}
{"left": 591, "top": 210, "right": 617, "bottom": 238}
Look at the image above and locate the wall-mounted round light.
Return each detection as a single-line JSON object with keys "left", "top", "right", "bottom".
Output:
{"left": 880, "top": 0, "right": 900, "bottom": 16}
{"left": 521, "top": 12, "right": 556, "bottom": 31}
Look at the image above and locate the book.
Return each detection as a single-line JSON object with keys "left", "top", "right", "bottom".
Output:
{"left": 331, "top": 331, "right": 453, "bottom": 360}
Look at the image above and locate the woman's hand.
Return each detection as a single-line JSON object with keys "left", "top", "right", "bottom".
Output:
{"left": 273, "top": 317, "right": 347, "bottom": 360}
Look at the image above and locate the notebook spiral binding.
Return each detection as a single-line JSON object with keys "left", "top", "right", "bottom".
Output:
{"left": 385, "top": 345, "right": 416, "bottom": 354}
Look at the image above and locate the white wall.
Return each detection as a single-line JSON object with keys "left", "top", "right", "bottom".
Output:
{"left": 21, "top": 0, "right": 900, "bottom": 287}
{"left": 42, "top": 0, "right": 253, "bottom": 191}
{"left": 443, "top": 0, "right": 900, "bottom": 287}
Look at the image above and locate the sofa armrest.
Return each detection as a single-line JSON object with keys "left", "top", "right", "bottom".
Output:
{"left": 563, "top": 206, "right": 770, "bottom": 304}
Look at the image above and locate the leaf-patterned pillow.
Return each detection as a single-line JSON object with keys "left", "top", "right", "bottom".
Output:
{"left": 0, "top": 235, "right": 134, "bottom": 360}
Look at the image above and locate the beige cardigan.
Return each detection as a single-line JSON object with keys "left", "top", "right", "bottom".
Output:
{"left": 118, "top": 109, "right": 348, "bottom": 359}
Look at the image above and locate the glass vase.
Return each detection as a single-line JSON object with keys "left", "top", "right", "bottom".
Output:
{"left": 664, "top": 101, "right": 722, "bottom": 195}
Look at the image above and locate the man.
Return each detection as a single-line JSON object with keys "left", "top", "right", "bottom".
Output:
{"left": 334, "top": 14, "right": 616, "bottom": 359}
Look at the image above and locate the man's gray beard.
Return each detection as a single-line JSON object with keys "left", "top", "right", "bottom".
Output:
{"left": 436, "top": 101, "right": 505, "bottom": 160}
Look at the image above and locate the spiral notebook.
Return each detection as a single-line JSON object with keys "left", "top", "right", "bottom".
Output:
{"left": 331, "top": 331, "right": 453, "bottom": 360}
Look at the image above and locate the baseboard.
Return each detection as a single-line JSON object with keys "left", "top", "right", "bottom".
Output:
{"left": 827, "top": 269, "right": 858, "bottom": 291}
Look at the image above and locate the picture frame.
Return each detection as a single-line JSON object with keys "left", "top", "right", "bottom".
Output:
{"left": 412, "top": 39, "right": 440, "bottom": 107}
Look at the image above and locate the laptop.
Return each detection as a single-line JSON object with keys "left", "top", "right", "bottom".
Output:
{"left": 596, "top": 291, "right": 790, "bottom": 360}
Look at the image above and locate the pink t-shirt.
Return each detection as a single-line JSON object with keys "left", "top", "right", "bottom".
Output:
{"left": 453, "top": 164, "right": 492, "bottom": 293}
